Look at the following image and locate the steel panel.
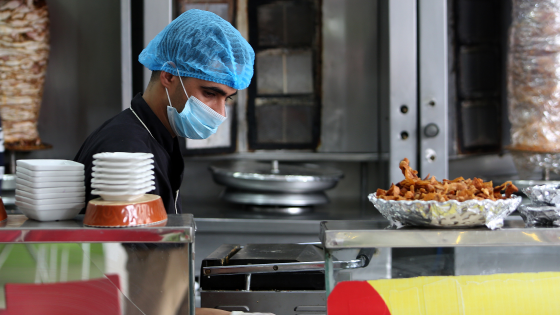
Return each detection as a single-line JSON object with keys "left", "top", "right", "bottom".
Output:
{"left": 419, "top": 0, "right": 449, "bottom": 179}
{"left": 388, "top": 0, "right": 418, "bottom": 184}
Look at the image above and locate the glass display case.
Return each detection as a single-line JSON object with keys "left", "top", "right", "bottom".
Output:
{"left": 0, "top": 214, "right": 195, "bottom": 315}
{"left": 320, "top": 217, "right": 560, "bottom": 297}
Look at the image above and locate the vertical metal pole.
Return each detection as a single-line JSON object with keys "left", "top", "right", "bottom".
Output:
{"left": 324, "top": 248, "right": 335, "bottom": 297}
{"left": 388, "top": 0, "right": 418, "bottom": 184}
{"left": 189, "top": 242, "right": 195, "bottom": 315}
{"left": 419, "top": 0, "right": 448, "bottom": 180}
{"left": 120, "top": 0, "right": 132, "bottom": 111}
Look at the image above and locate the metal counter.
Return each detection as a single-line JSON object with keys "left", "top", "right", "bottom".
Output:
{"left": 319, "top": 216, "right": 560, "bottom": 249}
{"left": 320, "top": 217, "right": 560, "bottom": 295}
{"left": 0, "top": 214, "right": 196, "bottom": 315}
{"left": 0, "top": 214, "right": 194, "bottom": 243}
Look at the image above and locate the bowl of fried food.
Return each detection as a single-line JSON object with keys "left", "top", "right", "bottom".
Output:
{"left": 369, "top": 158, "right": 522, "bottom": 229}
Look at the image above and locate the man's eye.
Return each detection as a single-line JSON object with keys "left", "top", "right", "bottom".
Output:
{"left": 226, "top": 96, "right": 233, "bottom": 101}
{"left": 204, "top": 91, "right": 215, "bottom": 97}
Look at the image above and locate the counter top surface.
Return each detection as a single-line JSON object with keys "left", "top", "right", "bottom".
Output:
{"left": 320, "top": 216, "right": 560, "bottom": 249}
{"left": 0, "top": 214, "right": 194, "bottom": 243}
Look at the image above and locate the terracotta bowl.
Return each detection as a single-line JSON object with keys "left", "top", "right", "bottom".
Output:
{"left": 83, "top": 194, "right": 167, "bottom": 227}
{"left": 0, "top": 197, "right": 7, "bottom": 222}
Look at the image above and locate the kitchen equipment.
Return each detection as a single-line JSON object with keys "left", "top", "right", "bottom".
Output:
{"left": 210, "top": 160, "right": 343, "bottom": 214}
{"left": 210, "top": 160, "right": 343, "bottom": 193}
{"left": 83, "top": 194, "right": 167, "bottom": 227}
{"left": 201, "top": 243, "right": 375, "bottom": 314}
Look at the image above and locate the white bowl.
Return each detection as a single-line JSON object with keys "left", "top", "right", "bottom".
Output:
{"left": 91, "top": 181, "right": 155, "bottom": 191}
{"left": 91, "top": 170, "right": 154, "bottom": 179}
{"left": 16, "top": 204, "right": 83, "bottom": 221}
{"left": 92, "top": 164, "right": 154, "bottom": 174}
{"left": 92, "top": 159, "right": 153, "bottom": 168}
{"left": 17, "top": 160, "right": 84, "bottom": 171}
{"left": 91, "top": 175, "right": 154, "bottom": 185}
{"left": 16, "top": 166, "right": 84, "bottom": 177}
{"left": 16, "top": 178, "right": 85, "bottom": 189}
{"left": 16, "top": 184, "right": 85, "bottom": 194}
{"left": 16, "top": 195, "right": 85, "bottom": 206}
{"left": 16, "top": 172, "right": 85, "bottom": 183}
{"left": 92, "top": 186, "right": 155, "bottom": 201}
{"left": 15, "top": 200, "right": 85, "bottom": 211}
{"left": 16, "top": 189, "right": 85, "bottom": 200}
{"left": 92, "top": 152, "right": 153, "bottom": 161}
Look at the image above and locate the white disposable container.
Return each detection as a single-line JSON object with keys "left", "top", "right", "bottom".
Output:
{"left": 16, "top": 160, "right": 84, "bottom": 171}
{"left": 16, "top": 172, "right": 84, "bottom": 183}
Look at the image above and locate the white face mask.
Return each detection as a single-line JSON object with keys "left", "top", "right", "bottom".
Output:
{"left": 164, "top": 65, "right": 226, "bottom": 139}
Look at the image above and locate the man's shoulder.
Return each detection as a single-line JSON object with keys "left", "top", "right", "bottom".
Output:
{"left": 77, "top": 109, "right": 154, "bottom": 156}
{"left": 93, "top": 109, "right": 150, "bottom": 139}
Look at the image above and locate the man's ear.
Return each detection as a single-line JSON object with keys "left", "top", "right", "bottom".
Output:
{"left": 160, "top": 71, "right": 174, "bottom": 89}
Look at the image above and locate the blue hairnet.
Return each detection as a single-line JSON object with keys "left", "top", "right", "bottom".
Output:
{"left": 139, "top": 9, "right": 255, "bottom": 90}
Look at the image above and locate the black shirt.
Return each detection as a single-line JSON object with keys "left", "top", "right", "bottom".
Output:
{"left": 74, "top": 93, "right": 184, "bottom": 214}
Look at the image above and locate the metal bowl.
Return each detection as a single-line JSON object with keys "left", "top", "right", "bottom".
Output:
{"left": 209, "top": 160, "right": 344, "bottom": 193}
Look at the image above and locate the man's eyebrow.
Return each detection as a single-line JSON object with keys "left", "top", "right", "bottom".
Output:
{"left": 201, "top": 86, "right": 238, "bottom": 97}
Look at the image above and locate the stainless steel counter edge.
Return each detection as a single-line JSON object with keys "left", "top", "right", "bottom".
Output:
{"left": 320, "top": 217, "right": 560, "bottom": 248}
{"left": 0, "top": 214, "right": 195, "bottom": 243}
{"left": 194, "top": 218, "right": 321, "bottom": 234}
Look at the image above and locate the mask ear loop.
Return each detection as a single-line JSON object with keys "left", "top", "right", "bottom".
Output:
{"left": 162, "top": 61, "right": 176, "bottom": 107}
{"left": 164, "top": 61, "right": 190, "bottom": 99}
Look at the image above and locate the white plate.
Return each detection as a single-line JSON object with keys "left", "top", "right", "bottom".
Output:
{"left": 91, "top": 181, "right": 155, "bottom": 191}
{"left": 17, "top": 172, "right": 85, "bottom": 183}
{"left": 16, "top": 166, "right": 84, "bottom": 177}
{"left": 92, "top": 159, "right": 153, "bottom": 168}
{"left": 92, "top": 152, "right": 154, "bottom": 161}
{"left": 92, "top": 186, "right": 155, "bottom": 201}
{"left": 16, "top": 195, "right": 85, "bottom": 206}
{"left": 91, "top": 170, "right": 154, "bottom": 179}
{"left": 91, "top": 175, "right": 155, "bottom": 185}
{"left": 16, "top": 189, "right": 85, "bottom": 200}
{"left": 16, "top": 178, "right": 85, "bottom": 189}
{"left": 16, "top": 160, "right": 84, "bottom": 171}
{"left": 16, "top": 203, "right": 83, "bottom": 221}
{"left": 16, "top": 184, "right": 85, "bottom": 194}
{"left": 92, "top": 164, "right": 154, "bottom": 174}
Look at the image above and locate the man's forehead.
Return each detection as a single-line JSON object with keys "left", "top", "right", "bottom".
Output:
{"left": 191, "top": 78, "right": 236, "bottom": 93}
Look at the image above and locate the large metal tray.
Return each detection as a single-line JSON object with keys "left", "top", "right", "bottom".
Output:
{"left": 209, "top": 161, "right": 344, "bottom": 193}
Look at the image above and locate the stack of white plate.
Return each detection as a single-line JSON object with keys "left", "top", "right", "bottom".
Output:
{"left": 15, "top": 160, "right": 86, "bottom": 221}
{"left": 91, "top": 152, "right": 155, "bottom": 201}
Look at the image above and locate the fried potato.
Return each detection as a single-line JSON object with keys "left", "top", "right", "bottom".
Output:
{"left": 376, "top": 158, "right": 519, "bottom": 201}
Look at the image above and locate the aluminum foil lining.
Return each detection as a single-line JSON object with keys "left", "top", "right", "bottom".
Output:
{"left": 523, "top": 184, "right": 560, "bottom": 205}
{"left": 368, "top": 193, "right": 522, "bottom": 230}
{"left": 518, "top": 204, "right": 560, "bottom": 227}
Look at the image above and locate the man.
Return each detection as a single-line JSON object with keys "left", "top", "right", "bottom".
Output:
{"left": 75, "top": 10, "right": 272, "bottom": 315}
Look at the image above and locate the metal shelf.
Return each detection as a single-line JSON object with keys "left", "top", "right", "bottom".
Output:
{"left": 320, "top": 217, "right": 560, "bottom": 249}
{"left": 0, "top": 214, "right": 194, "bottom": 243}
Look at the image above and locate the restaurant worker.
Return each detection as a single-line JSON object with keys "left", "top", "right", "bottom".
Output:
{"left": 74, "top": 9, "right": 273, "bottom": 315}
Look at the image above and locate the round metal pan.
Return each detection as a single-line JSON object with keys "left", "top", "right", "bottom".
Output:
{"left": 209, "top": 160, "right": 344, "bottom": 193}
{"left": 220, "top": 188, "right": 329, "bottom": 206}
